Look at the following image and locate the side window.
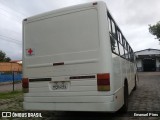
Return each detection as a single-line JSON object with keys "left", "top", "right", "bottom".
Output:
{"left": 119, "top": 43, "right": 125, "bottom": 57}
{"left": 108, "top": 17, "right": 112, "bottom": 33}
{"left": 130, "top": 49, "right": 134, "bottom": 62}
{"left": 111, "top": 21, "right": 116, "bottom": 35}
{"left": 108, "top": 13, "right": 116, "bottom": 38}
{"left": 128, "top": 52, "right": 131, "bottom": 61}
{"left": 110, "top": 36, "right": 119, "bottom": 55}
{"left": 127, "top": 46, "right": 131, "bottom": 60}
{"left": 124, "top": 49, "right": 128, "bottom": 59}
{"left": 108, "top": 11, "right": 134, "bottom": 59}
{"left": 119, "top": 33, "right": 123, "bottom": 45}
{"left": 123, "top": 41, "right": 128, "bottom": 59}
{"left": 117, "top": 31, "right": 124, "bottom": 57}
{"left": 124, "top": 41, "right": 127, "bottom": 50}
{"left": 130, "top": 52, "right": 134, "bottom": 62}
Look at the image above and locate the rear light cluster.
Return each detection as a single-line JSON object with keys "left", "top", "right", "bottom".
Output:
{"left": 97, "top": 73, "right": 110, "bottom": 91}
{"left": 22, "top": 78, "right": 29, "bottom": 93}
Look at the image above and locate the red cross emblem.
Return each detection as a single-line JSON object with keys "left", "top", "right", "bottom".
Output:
{"left": 27, "top": 48, "right": 34, "bottom": 55}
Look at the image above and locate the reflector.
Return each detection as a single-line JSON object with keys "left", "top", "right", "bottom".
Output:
{"left": 22, "top": 78, "right": 29, "bottom": 93}
{"left": 98, "top": 85, "right": 110, "bottom": 91}
{"left": 22, "top": 78, "right": 29, "bottom": 88}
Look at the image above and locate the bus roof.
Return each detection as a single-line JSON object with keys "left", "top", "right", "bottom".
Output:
{"left": 23, "top": 1, "right": 107, "bottom": 23}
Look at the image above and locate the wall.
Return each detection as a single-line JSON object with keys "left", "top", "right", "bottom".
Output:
{"left": 0, "top": 62, "right": 22, "bottom": 82}
{"left": 136, "top": 59, "right": 143, "bottom": 71}
{"left": 0, "top": 72, "right": 22, "bottom": 82}
{"left": 135, "top": 49, "right": 160, "bottom": 72}
{"left": 0, "top": 62, "right": 22, "bottom": 72}
{"left": 136, "top": 49, "right": 160, "bottom": 56}
{"left": 156, "top": 58, "right": 160, "bottom": 71}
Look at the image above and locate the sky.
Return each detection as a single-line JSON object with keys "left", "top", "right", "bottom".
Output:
{"left": 0, "top": 0, "right": 160, "bottom": 60}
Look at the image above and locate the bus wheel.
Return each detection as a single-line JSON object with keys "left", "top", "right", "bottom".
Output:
{"left": 133, "top": 75, "right": 137, "bottom": 90}
{"left": 121, "top": 82, "right": 128, "bottom": 113}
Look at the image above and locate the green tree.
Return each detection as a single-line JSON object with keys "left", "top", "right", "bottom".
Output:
{"left": 149, "top": 21, "right": 160, "bottom": 41}
{"left": 0, "top": 50, "right": 11, "bottom": 62}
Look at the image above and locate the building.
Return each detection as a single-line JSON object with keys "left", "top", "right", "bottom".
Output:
{"left": 0, "top": 60, "right": 22, "bottom": 72}
{"left": 135, "top": 49, "right": 160, "bottom": 72}
{"left": 0, "top": 61, "right": 22, "bottom": 82}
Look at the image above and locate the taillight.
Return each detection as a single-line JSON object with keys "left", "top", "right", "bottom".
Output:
{"left": 22, "top": 78, "right": 29, "bottom": 93}
{"left": 97, "top": 73, "right": 110, "bottom": 91}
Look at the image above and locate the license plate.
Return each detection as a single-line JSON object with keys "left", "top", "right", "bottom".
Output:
{"left": 49, "top": 81, "right": 69, "bottom": 90}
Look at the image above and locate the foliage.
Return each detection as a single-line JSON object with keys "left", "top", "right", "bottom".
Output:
{"left": 149, "top": 21, "right": 160, "bottom": 41}
{"left": 0, "top": 50, "right": 11, "bottom": 62}
{"left": 0, "top": 90, "right": 23, "bottom": 99}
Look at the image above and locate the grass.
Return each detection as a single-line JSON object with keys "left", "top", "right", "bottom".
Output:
{"left": 0, "top": 90, "right": 23, "bottom": 99}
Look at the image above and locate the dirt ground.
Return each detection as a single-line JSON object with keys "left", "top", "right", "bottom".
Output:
{"left": 0, "top": 82, "right": 22, "bottom": 92}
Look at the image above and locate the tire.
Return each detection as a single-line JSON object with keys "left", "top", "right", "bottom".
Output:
{"left": 120, "top": 83, "right": 128, "bottom": 113}
{"left": 133, "top": 75, "right": 137, "bottom": 91}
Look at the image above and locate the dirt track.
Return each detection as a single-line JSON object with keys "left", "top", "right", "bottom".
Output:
{"left": 0, "top": 82, "right": 22, "bottom": 92}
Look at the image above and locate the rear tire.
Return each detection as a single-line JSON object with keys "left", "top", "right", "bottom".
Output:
{"left": 133, "top": 75, "right": 137, "bottom": 91}
{"left": 120, "top": 82, "right": 128, "bottom": 113}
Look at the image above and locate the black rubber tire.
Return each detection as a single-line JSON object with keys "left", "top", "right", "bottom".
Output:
{"left": 133, "top": 75, "right": 137, "bottom": 91}
{"left": 120, "top": 83, "right": 128, "bottom": 113}
{"left": 133, "top": 79, "right": 137, "bottom": 91}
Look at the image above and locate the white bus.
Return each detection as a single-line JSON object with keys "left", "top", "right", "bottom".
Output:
{"left": 22, "top": 1, "right": 137, "bottom": 112}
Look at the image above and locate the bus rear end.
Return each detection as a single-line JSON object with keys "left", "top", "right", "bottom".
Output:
{"left": 23, "top": 2, "right": 119, "bottom": 112}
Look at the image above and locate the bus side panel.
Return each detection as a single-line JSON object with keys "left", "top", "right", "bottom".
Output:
{"left": 129, "top": 62, "right": 136, "bottom": 93}
{"left": 111, "top": 54, "right": 122, "bottom": 92}
{"left": 127, "top": 61, "right": 135, "bottom": 95}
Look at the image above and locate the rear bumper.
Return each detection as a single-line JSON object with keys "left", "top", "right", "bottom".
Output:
{"left": 24, "top": 102, "right": 116, "bottom": 112}
{"left": 23, "top": 95, "right": 123, "bottom": 112}
{"left": 23, "top": 87, "right": 124, "bottom": 112}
